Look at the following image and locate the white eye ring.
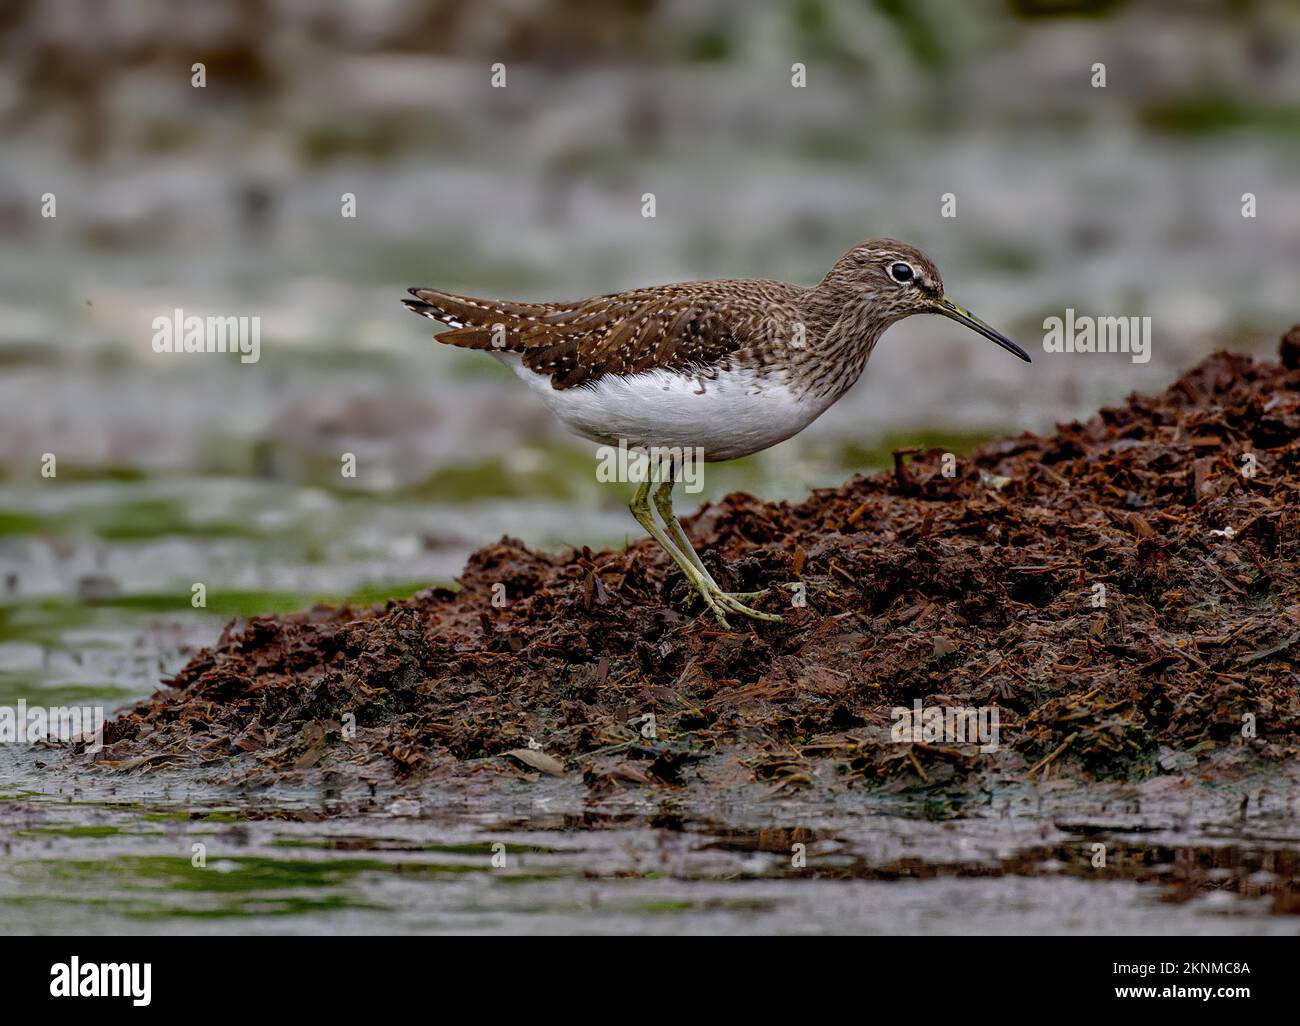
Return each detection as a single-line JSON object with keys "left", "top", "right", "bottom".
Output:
{"left": 888, "top": 261, "right": 915, "bottom": 285}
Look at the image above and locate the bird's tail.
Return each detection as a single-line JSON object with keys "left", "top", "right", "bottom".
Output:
{"left": 402, "top": 287, "right": 540, "bottom": 352}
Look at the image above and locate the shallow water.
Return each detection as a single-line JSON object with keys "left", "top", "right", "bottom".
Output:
{"left": 3, "top": 750, "right": 1298, "bottom": 934}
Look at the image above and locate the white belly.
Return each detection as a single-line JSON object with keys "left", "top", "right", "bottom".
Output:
{"left": 494, "top": 355, "right": 834, "bottom": 462}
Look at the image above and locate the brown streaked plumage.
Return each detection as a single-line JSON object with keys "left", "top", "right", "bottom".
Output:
{"left": 403, "top": 279, "right": 791, "bottom": 390}
{"left": 402, "top": 239, "right": 1030, "bottom": 627}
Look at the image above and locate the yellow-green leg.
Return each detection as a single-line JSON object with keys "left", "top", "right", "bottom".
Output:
{"left": 650, "top": 477, "right": 782, "bottom": 624}
{"left": 629, "top": 479, "right": 740, "bottom": 627}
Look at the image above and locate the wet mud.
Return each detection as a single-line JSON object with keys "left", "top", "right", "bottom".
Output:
{"left": 93, "top": 333, "right": 1300, "bottom": 800}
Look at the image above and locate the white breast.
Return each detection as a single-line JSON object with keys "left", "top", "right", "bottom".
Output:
{"left": 493, "top": 354, "right": 837, "bottom": 462}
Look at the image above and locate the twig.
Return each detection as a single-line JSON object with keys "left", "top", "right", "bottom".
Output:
{"left": 1029, "top": 732, "right": 1078, "bottom": 776}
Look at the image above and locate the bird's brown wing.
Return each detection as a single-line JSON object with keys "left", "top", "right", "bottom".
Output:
{"left": 403, "top": 282, "right": 784, "bottom": 389}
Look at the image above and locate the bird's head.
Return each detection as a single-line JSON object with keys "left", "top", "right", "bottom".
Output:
{"left": 823, "top": 239, "right": 1030, "bottom": 362}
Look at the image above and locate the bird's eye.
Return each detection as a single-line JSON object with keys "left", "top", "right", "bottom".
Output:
{"left": 889, "top": 262, "right": 915, "bottom": 284}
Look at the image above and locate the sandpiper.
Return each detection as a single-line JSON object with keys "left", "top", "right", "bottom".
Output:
{"left": 404, "top": 239, "right": 1029, "bottom": 627}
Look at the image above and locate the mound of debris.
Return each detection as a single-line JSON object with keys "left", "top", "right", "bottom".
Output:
{"left": 98, "top": 331, "right": 1300, "bottom": 793}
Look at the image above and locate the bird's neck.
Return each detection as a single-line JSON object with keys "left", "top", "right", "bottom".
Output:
{"left": 793, "top": 282, "right": 894, "bottom": 401}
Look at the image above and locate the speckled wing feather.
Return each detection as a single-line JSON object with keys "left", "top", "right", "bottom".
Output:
{"left": 403, "top": 281, "right": 801, "bottom": 389}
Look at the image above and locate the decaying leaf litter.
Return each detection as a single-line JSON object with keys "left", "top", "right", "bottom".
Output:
{"left": 94, "top": 333, "right": 1300, "bottom": 795}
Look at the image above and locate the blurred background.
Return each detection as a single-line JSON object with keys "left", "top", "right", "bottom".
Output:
{"left": 1, "top": 0, "right": 1298, "bottom": 709}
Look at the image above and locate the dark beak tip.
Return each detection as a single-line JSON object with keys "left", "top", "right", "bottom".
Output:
{"left": 988, "top": 332, "right": 1033, "bottom": 364}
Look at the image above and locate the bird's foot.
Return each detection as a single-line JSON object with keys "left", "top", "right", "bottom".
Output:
{"left": 692, "top": 580, "right": 783, "bottom": 628}
{"left": 723, "top": 582, "right": 805, "bottom": 603}
{"left": 717, "top": 589, "right": 783, "bottom": 623}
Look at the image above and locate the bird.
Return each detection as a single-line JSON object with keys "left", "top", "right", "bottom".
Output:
{"left": 403, "top": 238, "right": 1030, "bottom": 628}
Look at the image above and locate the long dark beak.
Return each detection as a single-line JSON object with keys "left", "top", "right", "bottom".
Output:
{"left": 933, "top": 297, "right": 1031, "bottom": 362}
